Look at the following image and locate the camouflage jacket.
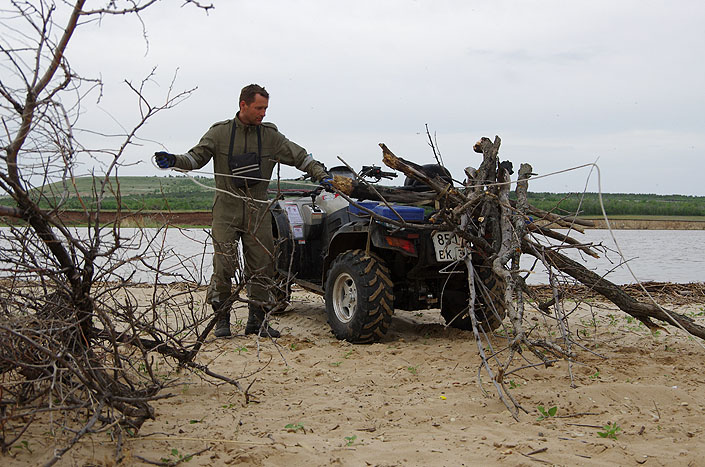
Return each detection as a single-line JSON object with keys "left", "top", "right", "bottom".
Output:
{"left": 174, "top": 114, "right": 328, "bottom": 204}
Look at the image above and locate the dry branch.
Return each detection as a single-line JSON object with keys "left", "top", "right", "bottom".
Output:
{"left": 523, "top": 240, "right": 705, "bottom": 339}
{"left": 381, "top": 143, "right": 468, "bottom": 207}
{"left": 376, "top": 135, "right": 703, "bottom": 417}
{"left": 378, "top": 139, "right": 700, "bottom": 341}
{"left": 0, "top": 1, "right": 240, "bottom": 461}
{"left": 331, "top": 174, "right": 436, "bottom": 204}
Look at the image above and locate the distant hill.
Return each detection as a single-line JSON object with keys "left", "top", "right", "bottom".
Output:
{"left": 1, "top": 175, "right": 704, "bottom": 217}
{"left": 1, "top": 175, "right": 317, "bottom": 212}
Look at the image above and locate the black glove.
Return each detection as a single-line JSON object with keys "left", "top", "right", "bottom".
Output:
{"left": 154, "top": 151, "right": 176, "bottom": 169}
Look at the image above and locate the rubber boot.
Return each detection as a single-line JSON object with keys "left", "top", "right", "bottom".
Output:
{"left": 212, "top": 302, "right": 232, "bottom": 338}
{"left": 245, "top": 305, "right": 281, "bottom": 338}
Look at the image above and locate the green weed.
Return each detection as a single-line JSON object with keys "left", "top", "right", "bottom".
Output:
{"left": 161, "top": 448, "right": 192, "bottom": 464}
{"left": 581, "top": 317, "right": 597, "bottom": 328}
{"left": 537, "top": 405, "right": 558, "bottom": 421}
{"left": 285, "top": 422, "right": 305, "bottom": 433}
{"left": 344, "top": 435, "right": 357, "bottom": 446}
{"left": 407, "top": 366, "right": 418, "bottom": 375}
{"left": 11, "top": 440, "right": 32, "bottom": 454}
{"left": 686, "top": 309, "right": 705, "bottom": 318}
{"left": 597, "top": 422, "right": 622, "bottom": 440}
{"left": 509, "top": 380, "right": 521, "bottom": 389}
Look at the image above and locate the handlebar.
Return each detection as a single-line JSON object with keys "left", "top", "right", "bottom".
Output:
{"left": 359, "top": 165, "right": 397, "bottom": 182}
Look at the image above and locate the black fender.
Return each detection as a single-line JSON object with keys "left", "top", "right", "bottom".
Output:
{"left": 323, "top": 222, "right": 368, "bottom": 279}
{"left": 270, "top": 205, "right": 294, "bottom": 271}
{"left": 322, "top": 221, "right": 418, "bottom": 285}
{"left": 402, "top": 164, "right": 453, "bottom": 191}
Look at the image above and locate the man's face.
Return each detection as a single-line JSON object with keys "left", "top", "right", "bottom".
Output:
{"left": 239, "top": 93, "right": 268, "bottom": 125}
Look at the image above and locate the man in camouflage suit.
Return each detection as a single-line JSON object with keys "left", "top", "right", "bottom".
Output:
{"left": 155, "top": 84, "right": 331, "bottom": 338}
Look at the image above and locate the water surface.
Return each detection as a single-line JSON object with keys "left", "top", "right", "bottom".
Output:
{"left": 2, "top": 227, "right": 703, "bottom": 285}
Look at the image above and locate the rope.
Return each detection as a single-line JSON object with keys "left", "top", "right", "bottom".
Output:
{"left": 516, "top": 159, "right": 705, "bottom": 350}
{"left": 588, "top": 163, "right": 705, "bottom": 350}
{"left": 148, "top": 155, "right": 704, "bottom": 346}
{"left": 171, "top": 168, "right": 271, "bottom": 205}
{"left": 148, "top": 154, "right": 320, "bottom": 205}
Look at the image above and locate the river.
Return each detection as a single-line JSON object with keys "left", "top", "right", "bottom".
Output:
{"left": 520, "top": 229, "right": 705, "bottom": 285}
{"left": 1, "top": 228, "right": 703, "bottom": 285}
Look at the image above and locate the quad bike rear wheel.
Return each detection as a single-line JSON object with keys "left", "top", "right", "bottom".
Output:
{"left": 325, "top": 250, "right": 394, "bottom": 343}
{"left": 440, "top": 259, "right": 507, "bottom": 332}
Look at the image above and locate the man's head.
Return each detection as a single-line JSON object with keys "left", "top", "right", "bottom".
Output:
{"left": 238, "top": 84, "right": 269, "bottom": 125}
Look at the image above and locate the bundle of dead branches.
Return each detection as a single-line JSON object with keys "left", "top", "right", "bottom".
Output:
{"left": 0, "top": 2, "right": 244, "bottom": 463}
{"left": 0, "top": 224, "right": 247, "bottom": 463}
{"left": 340, "top": 137, "right": 705, "bottom": 418}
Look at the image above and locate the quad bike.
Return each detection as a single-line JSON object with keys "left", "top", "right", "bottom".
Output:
{"left": 270, "top": 165, "right": 506, "bottom": 343}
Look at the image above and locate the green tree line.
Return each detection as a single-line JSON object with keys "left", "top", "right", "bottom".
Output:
{"left": 523, "top": 192, "right": 705, "bottom": 217}
{"left": 2, "top": 176, "right": 704, "bottom": 217}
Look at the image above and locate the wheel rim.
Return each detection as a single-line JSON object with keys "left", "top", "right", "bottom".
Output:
{"left": 332, "top": 272, "right": 357, "bottom": 323}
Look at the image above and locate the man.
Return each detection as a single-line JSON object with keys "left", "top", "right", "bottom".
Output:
{"left": 154, "top": 84, "right": 331, "bottom": 338}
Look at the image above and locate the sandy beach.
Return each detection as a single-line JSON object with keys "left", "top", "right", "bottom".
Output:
{"left": 5, "top": 284, "right": 705, "bottom": 467}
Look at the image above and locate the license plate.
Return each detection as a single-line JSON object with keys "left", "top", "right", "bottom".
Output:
{"left": 432, "top": 231, "right": 468, "bottom": 262}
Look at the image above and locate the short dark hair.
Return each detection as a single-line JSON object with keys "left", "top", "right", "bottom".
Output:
{"left": 239, "top": 84, "right": 269, "bottom": 105}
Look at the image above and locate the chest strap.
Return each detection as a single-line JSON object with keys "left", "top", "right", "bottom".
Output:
{"left": 227, "top": 121, "right": 262, "bottom": 158}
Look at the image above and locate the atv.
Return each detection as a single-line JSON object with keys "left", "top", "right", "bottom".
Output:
{"left": 270, "top": 165, "right": 507, "bottom": 343}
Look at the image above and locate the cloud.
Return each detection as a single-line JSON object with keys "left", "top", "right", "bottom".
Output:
{"left": 53, "top": 0, "right": 705, "bottom": 195}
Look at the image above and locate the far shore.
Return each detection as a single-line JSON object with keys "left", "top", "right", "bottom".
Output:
{"left": 49, "top": 211, "right": 705, "bottom": 230}
{"left": 581, "top": 217, "right": 705, "bottom": 230}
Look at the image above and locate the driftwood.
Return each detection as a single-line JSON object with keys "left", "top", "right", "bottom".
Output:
{"left": 522, "top": 239, "right": 705, "bottom": 338}
{"left": 369, "top": 136, "right": 704, "bottom": 417}
{"left": 378, "top": 140, "right": 703, "bottom": 340}
{"left": 347, "top": 182, "right": 437, "bottom": 205}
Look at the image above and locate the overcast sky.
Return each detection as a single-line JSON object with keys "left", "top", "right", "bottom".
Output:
{"left": 67, "top": 0, "right": 705, "bottom": 195}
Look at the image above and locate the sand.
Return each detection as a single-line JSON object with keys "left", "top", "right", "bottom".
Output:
{"left": 6, "top": 288, "right": 705, "bottom": 466}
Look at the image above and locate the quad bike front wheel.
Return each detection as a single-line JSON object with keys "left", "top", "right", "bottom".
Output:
{"left": 325, "top": 250, "right": 394, "bottom": 343}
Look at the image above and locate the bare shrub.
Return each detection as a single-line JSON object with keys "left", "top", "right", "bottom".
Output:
{"left": 0, "top": 2, "right": 256, "bottom": 464}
